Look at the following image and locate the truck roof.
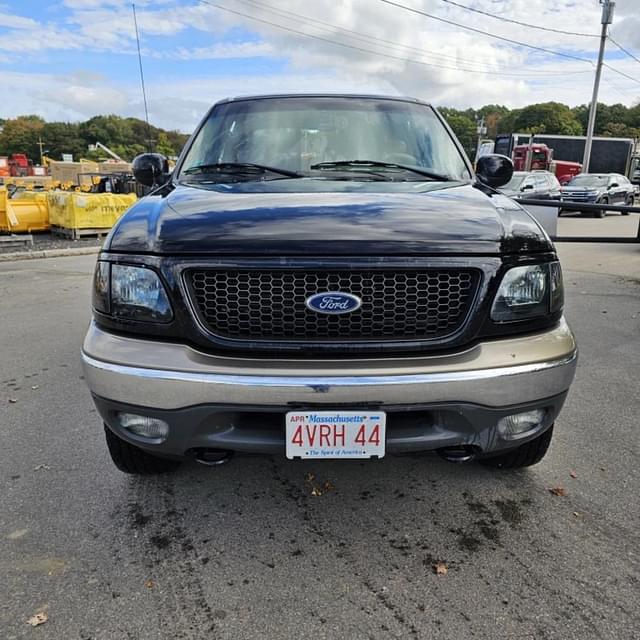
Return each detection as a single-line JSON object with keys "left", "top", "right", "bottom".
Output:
{"left": 214, "top": 93, "right": 429, "bottom": 107}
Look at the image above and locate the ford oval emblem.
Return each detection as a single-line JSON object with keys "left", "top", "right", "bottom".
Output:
{"left": 306, "top": 291, "right": 362, "bottom": 314}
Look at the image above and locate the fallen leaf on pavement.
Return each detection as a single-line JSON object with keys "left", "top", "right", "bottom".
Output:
{"left": 310, "top": 487, "right": 322, "bottom": 497}
{"left": 33, "top": 464, "right": 50, "bottom": 471}
{"left": 145, "top": 579, "right": 154, "bottom": 589}
{"left": 433, "top": 562, "right": 448, "bottom": 576}
{"left": 26, "top": 611, "right": 48, "bottom": 627}
{"left": 548, "top": 486, "right": 567, "bottom": 497}
{"left": 8, "top": 398, "right": 17, "bottom": 403}
{"left": 305, "top": 473, "right": 315, "bottom": 483}
{"left": 569, "top": 471, "right": 577, "bottom": 479}
{"left": 573, "top": 512, "right": 581, "bottom": 517}
{"left": 31, "top": 385, "right": 39, "bottom": 390}
{"left": 323, "top": 480, "right": 335, "bottom": 492}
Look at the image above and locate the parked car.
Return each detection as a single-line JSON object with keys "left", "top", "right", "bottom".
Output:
{"left": 81, "top": 94, "right": 577, "bottom": 474}
{"left": 499, "top": 170, "right": 561, "bottom": 200}
{"left": 560, "top": 173, "right": 634, "bottom": 217}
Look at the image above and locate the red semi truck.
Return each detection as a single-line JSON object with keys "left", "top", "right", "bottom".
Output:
{"left": 511, "top": 143, "right": 582, "bottom": 184}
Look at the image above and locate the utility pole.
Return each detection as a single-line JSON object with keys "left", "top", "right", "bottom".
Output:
{"left": 475, "top": 116, "right": 486, "bottom": 162}
{"left": 37, "top": 137, "right": 45, "bottom": 166}
{"left": 583, "top": 0, "right": 615, "bottom": 172}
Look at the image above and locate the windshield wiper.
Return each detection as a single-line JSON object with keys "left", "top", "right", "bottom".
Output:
{"left": 182, "top": 162, "right": 303, "bottom": 178}
{"left": 309, "top": 160, "right": 452, "bottom": 181}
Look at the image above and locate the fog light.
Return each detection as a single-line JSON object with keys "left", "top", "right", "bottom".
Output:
{"left": 497, "top": 409, "right": 546, "bottom": 439}
{"left": 118, "top": 413, "right": 169, "bottom": 441}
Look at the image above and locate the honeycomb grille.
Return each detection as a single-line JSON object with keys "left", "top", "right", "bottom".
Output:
{"left": 186, "top": 269, "right": 479, "bottom": 344}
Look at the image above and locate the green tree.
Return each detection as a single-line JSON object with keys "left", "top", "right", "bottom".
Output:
{"left": 476, "top": 104, "right": 511, "bottom": 139}
{"left": 513, "top": 102, "right": 583, "bottom": 135}
{"left": 155, "top": 131, "right": 176, "bottom": 157}
{"left": 439, "top": 108, "right": 478, "bottom": 157}
{"left": 41, "top": 122, "right": 85, "bottom": 161}
{"left": 0, "top": 115, "right": 45, "bottom": 159}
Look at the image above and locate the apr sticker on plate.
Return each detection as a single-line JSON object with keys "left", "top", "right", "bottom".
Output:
{"left": 285, "top": 411, "right": 386, "bottom": 459}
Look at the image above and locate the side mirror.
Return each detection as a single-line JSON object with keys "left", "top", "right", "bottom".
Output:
{"left": 132, "top": 153, "right": 169, "bottom": 187}
{"left": 476, "top": 154, "right": 513, "bottom": 189}
{"left": 609, "top": 183, "right": 619, "bottom": 189}
{"left": 521, "top": 184, "right": 534, "bottom": 191}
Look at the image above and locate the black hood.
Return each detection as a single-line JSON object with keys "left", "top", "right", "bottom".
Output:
{"left": 106, "top": 180, "right": 551, "bottom": 256}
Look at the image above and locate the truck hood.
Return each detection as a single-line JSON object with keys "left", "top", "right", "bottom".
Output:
{"left": 106, "top": 180, "right": 551, "bottom": 256}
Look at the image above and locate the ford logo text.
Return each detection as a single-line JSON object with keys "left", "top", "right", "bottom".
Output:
{"left": 305, "top": 292, "right": 362, "bottom": 315}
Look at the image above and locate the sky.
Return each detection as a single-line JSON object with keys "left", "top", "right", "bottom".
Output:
{"left": 1, "top": 0, "right": 639, "bottom": 133}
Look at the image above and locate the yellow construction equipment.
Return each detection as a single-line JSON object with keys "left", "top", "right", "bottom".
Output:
{"left": 46, "top": 192, "right": 137, "bottom": 238}
{"left": 0, "top": 188, "right": 50, "bottom": 233}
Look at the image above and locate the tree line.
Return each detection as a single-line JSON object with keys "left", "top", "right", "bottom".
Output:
{"left": 0, "top": 114, "right": 189, "bottom": 163}
{"left": 440, "top": 101, "right": 640, "bottom": 159}
{"left": 1, "top": 101, "right": 639, "bottom": 164}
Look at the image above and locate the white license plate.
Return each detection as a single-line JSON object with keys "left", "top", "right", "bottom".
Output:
{"left": 285, "top": 411, "right": 386, "bottom": 459}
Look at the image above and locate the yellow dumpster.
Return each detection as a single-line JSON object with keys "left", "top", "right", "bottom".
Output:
{"left": 0, "top": 188, "right": 50, "bottom": 233}
{"left": 46, "top": 192, "right": 137, "bottom": 238}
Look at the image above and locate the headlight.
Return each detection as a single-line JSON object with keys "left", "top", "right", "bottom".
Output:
{"left": 92, "top": 262, "right": 173, "bottom": 323}
{"left": 491, "top": 262, "right": 563, "bottom": 322}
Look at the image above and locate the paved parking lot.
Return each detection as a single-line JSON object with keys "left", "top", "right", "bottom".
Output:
{"left": 1, "top": 243, "right": 639, "bottom": 639}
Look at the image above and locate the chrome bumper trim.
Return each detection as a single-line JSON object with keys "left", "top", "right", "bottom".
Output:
{"left": 82, "top": 337, "right": 577, "bottom": 410}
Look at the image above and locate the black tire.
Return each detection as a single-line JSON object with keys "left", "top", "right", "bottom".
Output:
{"left": 594, "top": 199, "right": 607, "bottom": 218}
{"left": 480, "top": 425, "right": 554, "bottom": 469}
{"left": 622, "top": 195, "right": 633, "bottom": 214}
{"left": 104, "top": 425, "right": 181, "bottom": 474}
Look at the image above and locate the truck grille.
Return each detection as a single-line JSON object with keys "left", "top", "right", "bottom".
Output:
{"left": 185, "top": 268, "right": 480, "bottom": 345}
{"left": 561, "top": 191, "right": 595, "bottom": 202}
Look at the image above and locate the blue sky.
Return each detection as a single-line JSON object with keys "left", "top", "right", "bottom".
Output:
{"left": 1, "top": 0, "right": 638, "bottom": 132}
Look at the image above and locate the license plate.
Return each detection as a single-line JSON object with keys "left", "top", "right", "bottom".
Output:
{"left": 285, "top": 411, "right": 386, "bottom": 459}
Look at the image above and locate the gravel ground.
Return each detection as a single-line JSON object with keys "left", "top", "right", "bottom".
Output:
{"left": 0, "top": 233, "right": 104, "bottom": 253}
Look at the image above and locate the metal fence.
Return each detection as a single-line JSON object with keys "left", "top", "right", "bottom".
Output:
{"left": 514, "top": 198, "right": 640, "bottom": 243}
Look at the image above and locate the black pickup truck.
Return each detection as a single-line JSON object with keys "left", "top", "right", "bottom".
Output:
{"left": 82, "top": 94, "right": 577, "bottom": 474}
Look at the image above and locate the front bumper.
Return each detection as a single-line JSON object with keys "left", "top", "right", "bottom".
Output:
{"left": 82, "top": 320, "right": 577, "bottom": 457}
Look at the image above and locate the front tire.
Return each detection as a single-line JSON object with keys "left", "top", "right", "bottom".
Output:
{"left": 480, "top": 425, "right": 554, "bottom": 469}
{"left": 104, "top": 425, "right": 181, "bottom": 474}
{"left": 594, "top": 198, "right": 607, "bottom": 218}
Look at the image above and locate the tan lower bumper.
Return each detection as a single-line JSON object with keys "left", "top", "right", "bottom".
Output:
{"left": 81, "top": 320, "right": 577, "bottom": 410}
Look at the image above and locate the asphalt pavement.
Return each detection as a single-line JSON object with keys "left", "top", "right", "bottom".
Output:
{"left": 1, "top": 245, "right": 639, "bottom": 640}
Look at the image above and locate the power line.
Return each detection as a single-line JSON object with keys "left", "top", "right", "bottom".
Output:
{"left": 601, "top": 75, "right": 637, "bottom": 100}
{"left": 435, "top": 0, "right": 598, "bottom": 38}
{"left": 235, "top": 0, "right": 590, "bottom": 77}
{"left": 608, "top": 35, "right": 640, "bottom": 66}
{"left": 602, "top": 62, "right": 640, "bottom": 86}
{"left": 379, "top": 0, "right": 640, "bottom": 88}
{"left": 377, "top": 0, "right": 595, "bottom": 64}
{"left": 196, "top": 0, "right": 590, "bottom": 78}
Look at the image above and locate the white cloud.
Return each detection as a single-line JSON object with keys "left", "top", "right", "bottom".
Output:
{"left": 0, "top": 11, "right": 38, "bottom": 29}
{"left": 0, "top": 0, "right": 638, "bottom": 132}
{"left": 165, "top": 41, "right": 275, "bottom": 60}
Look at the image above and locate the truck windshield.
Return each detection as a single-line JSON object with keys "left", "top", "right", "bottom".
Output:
{"left": 567, "top": 175, "right": 608, "bottom": 187}
{"left": 178, "top": 97, "right": 471, "bottom": 182}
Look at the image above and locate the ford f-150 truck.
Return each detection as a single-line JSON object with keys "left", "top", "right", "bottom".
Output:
{"left": 81, "top": 94, "right": 577, "bottom": 474}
